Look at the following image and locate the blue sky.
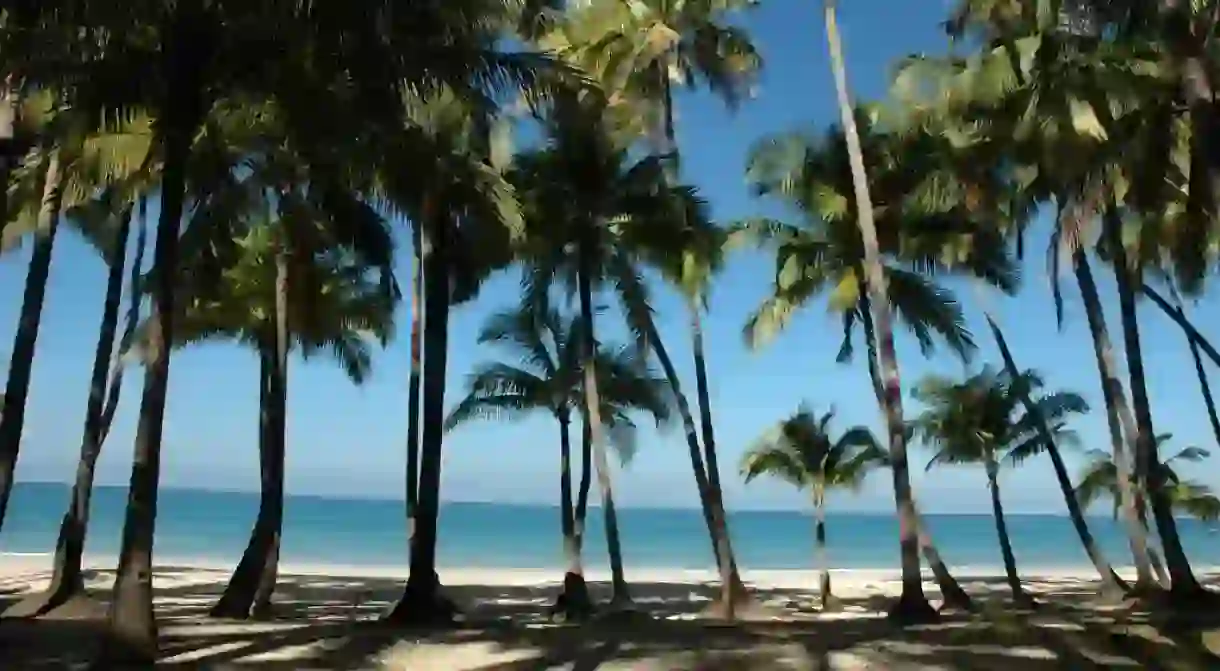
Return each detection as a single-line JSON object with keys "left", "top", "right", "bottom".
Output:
{"left": 6, "top": 0, "right": 1220, "bottom": 514}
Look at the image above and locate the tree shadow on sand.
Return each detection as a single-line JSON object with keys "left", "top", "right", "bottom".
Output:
{"left": 3, "top": 569, "right": 1220, "bottom": 669}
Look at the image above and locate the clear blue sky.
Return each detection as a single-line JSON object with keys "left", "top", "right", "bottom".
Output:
{"left": 5, "top": 0, "right": 1219, "bottom": 514}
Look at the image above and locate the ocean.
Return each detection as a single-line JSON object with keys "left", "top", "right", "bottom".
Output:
{"left": 3, "top": 482, "right": 1218, "bottom": 571}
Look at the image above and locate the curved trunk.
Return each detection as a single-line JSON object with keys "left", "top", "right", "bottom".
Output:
{"left": 985, "top": 456, "right": 1027, "bottom": 604}
{"left": 212, "top": 247, "right": 289, "bottom": 619}
{"left": 643, "top": 318, "right": 743, "bottom": 604}
{"left": 405, "top": 217, "right": 424, "bottom": 550}
{"left": 554, "top": 413, "right": 590, "bottom": 619}
{"left": 101, "top": 70, "right": 196, "bottom": 667}
{"left": 659, "top": 63, "right": 746, "bottom": 613}
{"left": 1106, "top": 212, "right": 1202, "bottom": 598}
{"left": 1073, "top": 248, "right": 1157, "bottom": 587}
{"left": 983, "top": 315, "right": 1128, "bottom": 595}
{"left": 0, "top": 151, "right": 62, "bottom": 532}
{"left": 689, "top": 303, "right": 748, "bottom": 615}
{"left": 823, "top": 1, "right": 931, "bottom": 622}
{"left": 578, "top": 230, "right": 630, "bottom": 606}
{"left": 14, "top": 206, "right": 136, "bottom": 616}
{"left": 1163, "top": 292, "right": 1220, "bottom": 449}
{"left": 387, "top": 202, "right": 452, "bottom": 623}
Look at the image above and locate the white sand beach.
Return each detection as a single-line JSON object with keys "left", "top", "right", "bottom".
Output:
{"left": 4, "top": 553, "right": 1220, "bottom": 669}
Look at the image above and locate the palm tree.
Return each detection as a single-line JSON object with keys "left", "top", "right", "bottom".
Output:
{"left": 547, "top": 0, "right": 763, "bottom": 612}
{"left": 1076, "top": 435, "right": 1220, "bottom": 528}
{"left": 740, "top": 406, "right": 881, "bottom": 609}
{"left": 512, "top": 90, "right": 700, "bottom": 608}
{"left": 0, "top": 93, "right": 154, "bottom": 536}
{"left": 155, "top": 213, "right": 395, "bottom": 619}
{"left": 897, "top": 3, "right": 1170, "bottom": 593}
{"left": 823, "top": 1, "right": 930, "bottom": 620}
{"left": 913, "top": 367, "right": 1088, "bottom": 606}
{"left": 5, "top": 196, "right": 149, "bottom": 618}
{"left": 445, "top": 305, "right": 670, "bottom": 620}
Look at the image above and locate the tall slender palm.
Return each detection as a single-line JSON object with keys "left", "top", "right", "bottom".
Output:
{"left": 445, "top": 305, "right": 670, "bottom": 620}
{"left": 513, "top": 91, "right": 700, "bottom": 607}
{"left": 0, "top": 93, "right": 154, "bottom": 536}
{"left": 548, "top": 0, "right": 763, "bottom": 610}
{"left": 6, "top": 197, "right": 148, "bottom": 618}
{"left": 913, "top": 367, "right": 1088, "bottom": 606}
{"left": 822, "top": 0, "right": 934, "bottom": 621}
{"left": 740, "top": 406, "right": 882, "bottom": 609}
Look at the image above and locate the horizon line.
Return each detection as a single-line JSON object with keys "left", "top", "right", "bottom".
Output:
{"left": 14, "top": 480, "right": 1096, "bottom": 517}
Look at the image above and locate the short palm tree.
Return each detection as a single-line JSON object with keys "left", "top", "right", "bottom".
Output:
{"left": 445, "top": 304, "right": 670, "bottom": 620}
{"left": 740, "top": 406, "right": 882, "bottom": 609}
{"left": 913, "top": 367, "right": 1088, "bottom": 606}
{"left": 1076, "top": 435, "right": 1220, "bottom": 527}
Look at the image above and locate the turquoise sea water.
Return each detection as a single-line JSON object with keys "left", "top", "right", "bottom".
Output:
{"left": 3, "top": 482, "right": 1219, "bottom": 570}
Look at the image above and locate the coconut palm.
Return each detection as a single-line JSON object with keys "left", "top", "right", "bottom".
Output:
{"left": 445, "top": 305, "right": 670, "bottom": 620}
{"left": 5, "top": 195, "right": 149, "bottom": 618}
{"left": 913, "top": 367, "right": 1088, "bottom": 605}
{"left": 164, "top": 218, "right": 395, "bottom": 620}
{"left": 0, "top": 92, "right": 155, "bottom": 536}
{"left": 894, "top": 4, "right": 1173, "bottom": 593}
{"left": 1076, "top": 435, "right": 1220, "bottom": 528}
{"left": 512, "top": 90, "right": 702, "bottom": 607}
{"left": 546, "top": 0, "right": 763, "bottom": 612}
{"left": 740, "top": 406, "right": 882, "bottom": 608}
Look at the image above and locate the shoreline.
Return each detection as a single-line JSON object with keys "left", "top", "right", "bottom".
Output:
{"left": 1, "top": 551, "right": 1194, "bottom": 587}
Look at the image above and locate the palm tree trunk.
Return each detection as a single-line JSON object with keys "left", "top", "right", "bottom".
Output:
{"left": 983, "top": 314, "right": 1128, "bottom": 596}
{"left": 1072, "top": 247, "right": 1158, "bottom": 588}
{"left": 641, "top": 316, "right": 744, "bottom": 610}
{"left": 211, "top": 247, "right": 289, "bottom": 619}
{"left": 1105, "top": 211, "right": 1204, "bottom": 600}
{"left": 99, "top": 21, "right": 201, "bottom": 653}
{"left": 985, "top": 456, "right": 1029, "bottom": 605}
{"left": 554, "top": 413, "right": 591, "bottom": 620}
{"left": 1141, "top": 284, "right": 1220, "bottom": 369}
{"left": 577, "top": 234, "right": 630, "bottom": 607}
{"left": 859, "top": 295, "right": 971, "bottom": 610}
{"left": 405, "top": 217, "right": 424, "bottom": 550}
{"left": 387, "top": 206, "right": 453, "bottom": 624}
{"left": 814, "top": 489, "right": 833, "bottom": 610}
{"left": 1164, "top": 291, "right": 1220, "bottom": 448}
{"left": 659, "top": 64, "right": 747, "bottom": 614}
{"left": 823, "top": 0, "right": 933, "bottom": 622}
{"left": 914, "top": 520, "right": 973, "bottom": 611}
{"left": 9, "top": 205, "right": 135, "bottom": 617}
{"left": 689, "top": 302, "right": 748, "bottom": 616}
{"left": 0, "top": 150, "right": 62, "bottom": 533}
{"left": 575, "top": 419, "right": 593, "bottom": 547}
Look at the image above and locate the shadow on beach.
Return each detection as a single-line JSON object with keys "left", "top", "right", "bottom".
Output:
{"left": 3, "top": 568, "right": 1220, "bottom": 669}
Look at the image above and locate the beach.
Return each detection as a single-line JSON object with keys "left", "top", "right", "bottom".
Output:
{"left": 5, "top": 553, "right": 1220, "bottom": 669}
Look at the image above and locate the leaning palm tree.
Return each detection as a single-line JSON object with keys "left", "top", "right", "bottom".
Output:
{"left": 1076, "top": 435, "right": 1220, "bottom": 528}
{"left": 445, "top": 305, "right": 670, "bottom": 620}
{"left": 551, "top": 2, "right": 762, "bottom": 612}
{"left": 740, "top": 406, "right": 882, "bottom": 609}
{"left": 5, "top": 195, "right": 149, "bottom": 618}
{"left": 913, "top": 367, "right": 1088, "bottom": 606}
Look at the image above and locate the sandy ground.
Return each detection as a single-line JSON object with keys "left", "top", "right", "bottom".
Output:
{"left": 3, "top": 553, "right": 1220, "bottom": 669}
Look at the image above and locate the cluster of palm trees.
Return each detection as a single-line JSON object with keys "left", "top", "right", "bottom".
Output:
{"left": 1, "top": 0, "right": 1220, "bottom": 665}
